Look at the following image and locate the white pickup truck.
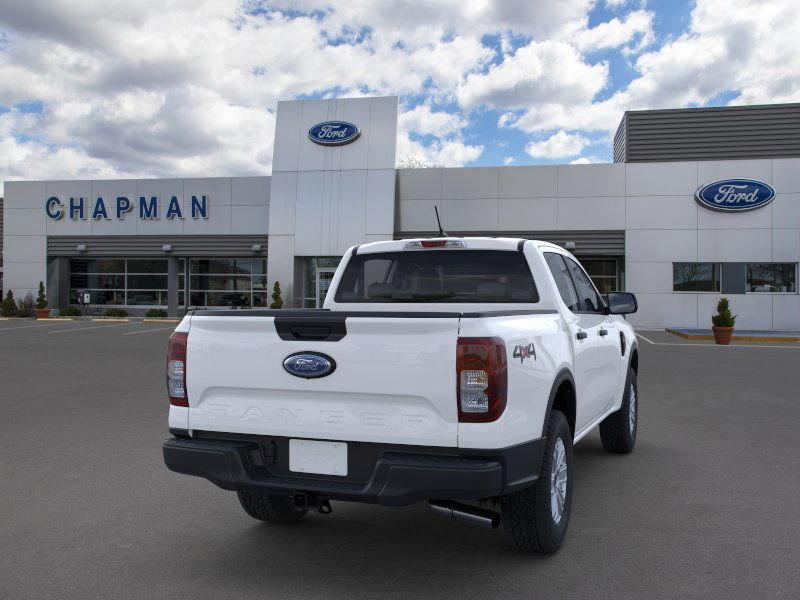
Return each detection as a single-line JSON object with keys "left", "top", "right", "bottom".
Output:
{"left": 163, "top": 237, "right": 639, "bottom": 553}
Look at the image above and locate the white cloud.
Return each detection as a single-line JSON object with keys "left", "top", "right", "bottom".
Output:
{"left": 525, "top": 130, "right": 589, "bottom": 159}
{"left": 505, "top": 0, "right": 800, "bottom": 138}
{"left": 568, "top": 155, "right": 606, "bottom": 164}
{"left": 396, "top": 132, "right": 483, "bottom": 167}
{"left": 0, "top": 109, "right": 127, "bottom": 182}
{"left": 572, "top": 10, "right": 653, "bottom": 52}
{"left": 511, "top": 101, "right": 623, "bottom": 134}
{"left": 457, "top": 40, "right": 608, "bottom": 110}
{"left": 398, "top": 104, "right": 466, "bottom": 137}
{"left": 396, "top": 102, "right": 481, "bottom": 166}
{"left": 503, "top": 156, "right": 515, "bottom": 165}
{"left": 268, "top": 0, "right": 594, "bottom": 41}
{"left": 0, "top": 0, "right": 797, "bottom": 190}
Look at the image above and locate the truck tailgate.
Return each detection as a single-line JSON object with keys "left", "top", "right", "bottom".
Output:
{"left": 186, "top": 314, "right": 460, "bottom": 446}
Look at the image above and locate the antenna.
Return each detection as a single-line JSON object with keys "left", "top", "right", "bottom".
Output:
{"left": 434, "top": 205, "right": 448, "bottom": 237}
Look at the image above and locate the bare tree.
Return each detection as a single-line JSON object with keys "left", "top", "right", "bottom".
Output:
{"left": 675, "top": 263, "right": 701, "bottom": 284}
{"left": 396, "top": 155, "right": 444, "bottom": 169}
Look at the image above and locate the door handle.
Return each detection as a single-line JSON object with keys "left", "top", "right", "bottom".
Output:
{"left": 576, "top": 331, "right": 588, "bottom": 340}
{"left": 599, "top": 329, "right": 608, "bottom": 336}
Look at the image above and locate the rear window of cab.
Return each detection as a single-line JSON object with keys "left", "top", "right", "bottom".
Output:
{"left": 334, "top": 250, "right": 539, "bottom": 303}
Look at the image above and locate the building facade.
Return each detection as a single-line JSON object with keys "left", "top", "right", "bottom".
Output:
{"left": 3, "top": 97, "right": 799, "bottom": 330}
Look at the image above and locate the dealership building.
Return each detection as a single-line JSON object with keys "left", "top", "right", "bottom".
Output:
{"left": 2, "top": 97, "right": 799, "bottom": 330}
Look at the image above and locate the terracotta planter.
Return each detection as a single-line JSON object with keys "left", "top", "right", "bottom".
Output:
{"left": 712, "top": 326, "right": 734, "bottom": 345}
{"left": 35, "top": 308, "right": 51, "bottom": 318}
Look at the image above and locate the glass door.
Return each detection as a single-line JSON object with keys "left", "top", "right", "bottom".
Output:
{"left": 316, "top": 268, "right": 337, "bottom": 308}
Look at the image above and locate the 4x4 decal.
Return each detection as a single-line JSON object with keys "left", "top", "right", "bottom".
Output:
{"left": 513, "top": 343, "right": 536, "bottom": 363}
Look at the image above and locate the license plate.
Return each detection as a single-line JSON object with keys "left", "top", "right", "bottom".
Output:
{"left": 289, "top": 439, "right": 348, "bottom": 476}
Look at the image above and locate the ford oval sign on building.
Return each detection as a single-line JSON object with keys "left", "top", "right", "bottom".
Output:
{"left": 695, "top": 179, "right": 775, "bottom": 212}
{"left": 283, "top": 352, "right": 336, "bottom": 379}
{"left": 308, "top": 121, "right": 360, "bottom": 146}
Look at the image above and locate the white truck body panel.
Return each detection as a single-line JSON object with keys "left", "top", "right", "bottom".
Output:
{"left": 456, "top": 313, "right": 570, "bottom": 449}
{"left": 172, "top": 237, "right": 637, "bottom": 452}
{"left": 185, "top": 315, "right": 461, "bottom": 446}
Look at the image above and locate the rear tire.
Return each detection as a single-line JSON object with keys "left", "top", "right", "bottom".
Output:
{"left": 500, "top": 409, "right": 573, "bottom": 553}
{"left": 599, "top": 367, "right": 638, "bottom": 453}
{"left": 237, "top": 491, "right": 308, "bottom": 524}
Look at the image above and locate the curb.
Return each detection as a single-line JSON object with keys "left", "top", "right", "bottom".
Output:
{"left": 142, "top": 318, "right": 180, "bottom": 323}
{"left": 36, "top": 317, "right": 75, "bottom": 321}
{"left": 665, "top": 328, "right": 800, "bottom": 343}
{"left": 91, "top": 318, "right": 131, "bottom": 323}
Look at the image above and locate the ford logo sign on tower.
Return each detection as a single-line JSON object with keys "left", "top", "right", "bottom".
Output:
{"left": 308, "top": 121, "right": 360, "bottom": 146}
{"left": 695, "top": 179, "right": 775, "bottom": 212}
{"left": 283, "top": 352, "right": 336, "bottom": 378}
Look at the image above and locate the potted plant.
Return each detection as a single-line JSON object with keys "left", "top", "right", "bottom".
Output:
{"left": 711, "top": 297, "right": 736, "bottom": 345}
{"left": 35, "top": 281, "right": 50, "bottom": 318}
{"left": 270, "top": 281, "right": 283, "bottom": 309}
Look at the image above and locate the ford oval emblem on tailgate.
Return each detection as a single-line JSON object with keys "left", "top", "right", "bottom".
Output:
{"left": 283, "top": 352, "right": 336, "bottom": 379}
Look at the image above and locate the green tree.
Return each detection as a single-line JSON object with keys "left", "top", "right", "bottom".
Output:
{"left": 1, "top": 290, "right": 17, "bottom": 317}
{"left": 270, "top": 281, "right": 283, "bottom": 309}
{"left": 36, "top": 281, "right": 47, "bottom": 310}
{"left": 711, "top": 297, "right": 736, "bottom": 328}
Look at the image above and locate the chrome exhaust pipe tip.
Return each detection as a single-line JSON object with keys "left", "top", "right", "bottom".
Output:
{"left": 428, "top": 500, "right": 500, "bottom": 529}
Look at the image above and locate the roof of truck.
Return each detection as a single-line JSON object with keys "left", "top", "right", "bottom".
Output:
{"left": 354, "top": 237, "right": 565, "bottom": 254}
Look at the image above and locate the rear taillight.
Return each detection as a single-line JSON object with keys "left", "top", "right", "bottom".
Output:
{"left": 167, "top": 331, "right": 188, "bottom": 407}
{"left": 457, "top": 337, "right": 507, "bottom": 423}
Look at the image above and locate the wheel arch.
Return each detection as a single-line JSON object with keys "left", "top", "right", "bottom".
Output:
{"left": 543, "top": 368, "right": 576, "bottom": 439}
{"left": 628, "top": 341, "right": 639, "bottom": 374}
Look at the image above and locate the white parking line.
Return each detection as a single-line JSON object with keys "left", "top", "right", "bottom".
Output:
{"left": 123, "top": 326, "right": 176, "bottom": 335}
{"left": 654, "top": 343, "right": 799, "bottom": 349}
{"left": 47, "top": 322, "right": 136, "bottom": 334}
{"left": 635, "top": 331, "right": 799, "bottom": 349}
{"left": 0, "top": 322, "right": 82, "bottom": 332}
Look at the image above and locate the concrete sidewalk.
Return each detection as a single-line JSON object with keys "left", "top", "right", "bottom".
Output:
{"left": 666, "top": 328, "right": 800, "bottom": 342}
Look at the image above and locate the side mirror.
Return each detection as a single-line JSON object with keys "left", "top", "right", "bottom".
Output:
{"left": 607, "top": 291, "right": 637, "bottom": 315}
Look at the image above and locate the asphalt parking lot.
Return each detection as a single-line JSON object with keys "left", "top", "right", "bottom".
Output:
{"left": 1, "top": 320, "right": 799, "bottom": 599}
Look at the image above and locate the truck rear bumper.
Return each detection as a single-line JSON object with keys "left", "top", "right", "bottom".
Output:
{"left": 163, "top": 433, "right": 545, "bottom": 506}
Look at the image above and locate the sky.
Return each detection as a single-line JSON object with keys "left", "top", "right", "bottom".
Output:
{"left": 0, "top": 0, "right": 799, "bottom": 194}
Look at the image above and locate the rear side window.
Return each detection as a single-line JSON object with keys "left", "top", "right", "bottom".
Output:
{"left": 334, "top": 250, "right": 539, "bottom": 303}
{"left": 563, "top": 256, "right": 605, "bottom": 313}
{"left": 544, "top": 252, "right": 605, "bottom": 313}
{"left": 544, "top": 253, "right": 580, "bottom": 312}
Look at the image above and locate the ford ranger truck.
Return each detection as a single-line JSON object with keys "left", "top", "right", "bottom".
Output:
{"left": 163, "top": 238, "right": 639, "bottom": 553}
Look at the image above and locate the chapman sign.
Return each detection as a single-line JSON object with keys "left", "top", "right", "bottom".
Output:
{"left": 695, "top": 179, "right": 775, "bottom": 212}
{"left": 45, "top": 195, "right": 209, "bottom": 221}
{"left": 308, "top": 121, "right": 360, "bottom": 146}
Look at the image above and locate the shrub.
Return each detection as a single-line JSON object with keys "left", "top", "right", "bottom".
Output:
{"left": 711, "top": 297, "right": 736, "bottom": 328}
{"left": 270, "top": 281, "right": 283, "bottom": 309}
{"left": 36, "top": 281, "right": 47, "bottom": 310}
{"left": 16, "top": 293, "right": 36, "bottom": 317}
{"left": 104, "top": 308, "right": 129, "bottom": 318}
{"left": 61, "top": 307, "right": 82, "bottom": 317}
{"left": 1, "top": 290, "right": 17, "bottom": 317}
{"left": 146, "top": 309, "right": 168, "bottom": 318}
